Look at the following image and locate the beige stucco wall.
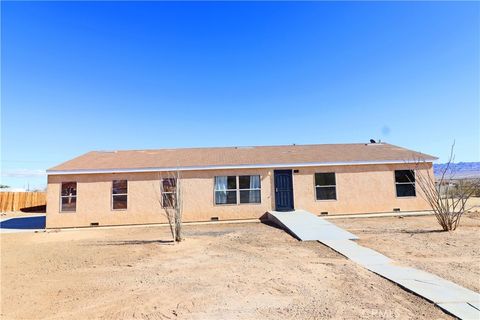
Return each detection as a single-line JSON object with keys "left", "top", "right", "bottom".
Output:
{"left": 293, "top": 163, "right": 432, "bottom": 214}
{"left": 46, "top": 163, "right": 433, "bottom": 228}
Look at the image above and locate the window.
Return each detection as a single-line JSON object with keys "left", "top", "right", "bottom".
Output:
{"left": 239, "top": 175, "right": 261, "bottom": 204}
{"left": 315, "top": 173, "right": 337, "bottom": 200}
{"left": 61, "top": 182, "right": 77, "bottom": 212}
{"left": 214, "top": 175, "right": 261, "bottom": 205}
{"left": 112, "top": 180, "right": 128, "bottom": 210}
{"left": 214, "top": 176, "right": 237, "bottom": 204}
{"left": 395, "top": 170, "right": 416, "bottom": 197}
{"left": 162, "top": 178, "right": 176, "bottom": 208}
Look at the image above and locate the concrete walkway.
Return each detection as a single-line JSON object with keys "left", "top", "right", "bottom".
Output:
{"left": 267, "top": 210, "right": 358, "bottom": 241}
{"left": 268, "top": 210, "right": 480, "bottom": 320}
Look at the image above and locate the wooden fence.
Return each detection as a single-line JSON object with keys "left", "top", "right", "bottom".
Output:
{"left": 0, "top": 192, "right": 46, "bottom": 212}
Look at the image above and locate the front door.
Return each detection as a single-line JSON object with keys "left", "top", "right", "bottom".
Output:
{"left": 274, "top": 170, "right": 294, "bottom": 211}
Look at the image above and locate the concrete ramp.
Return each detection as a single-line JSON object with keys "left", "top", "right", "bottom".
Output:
{"left": 267, "top": 210, "right": 358, "bottom": 241}
{"left": 267, "top": 209, "right": 480, "bottom": 319}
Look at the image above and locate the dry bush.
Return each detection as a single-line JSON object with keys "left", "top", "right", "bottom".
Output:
{"left": 414, "top": 144, "right": 480, "bottom": 231}
{"left": 156, "top": 170, "right": 183, "bottom": 242}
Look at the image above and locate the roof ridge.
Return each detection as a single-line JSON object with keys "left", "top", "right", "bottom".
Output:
{"left": 92, "top": 142, "right": 381, "bottom": 153}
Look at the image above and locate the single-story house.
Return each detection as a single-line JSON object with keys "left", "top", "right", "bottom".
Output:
{"left": 46, "top": 142, "right": 437, "bottom": 228}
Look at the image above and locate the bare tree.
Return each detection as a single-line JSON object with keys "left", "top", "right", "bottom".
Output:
{"left": 414, "top": 143, "right": 480, "bottom": 231}
{"left": 156, "top": 170, "right": 183, "bottom": 242}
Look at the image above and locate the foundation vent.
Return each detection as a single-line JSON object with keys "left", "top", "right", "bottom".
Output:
{"left": 320, "top": 212, "right": 328, "bottom": 215}
{"left": 210, "top": 217, "right": 219, "bottom": 221}
{"left": 90, "top": 222, "right": 99, "bottom": 226}
{"left": 393, "top": 208, "right": 401, "bottom": 212}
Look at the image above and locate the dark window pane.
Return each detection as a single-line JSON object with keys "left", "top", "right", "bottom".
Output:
{"left": 61, "top": 196, "right": 77, "bottom": 212}
{"left": 162, "top": 193, "right": 176, "bottom": 208}
{"left": 112, "top": 195, "right": 128, "bottom": 209}
{"left": 396, "top": 184, "right": 416, "bottom": 197}
{"left": 239, "top": 176, "right": 251, "bottom": 189}
{"left": 227, "top": 176, "right": 236, "bottom": 189}
{"left": 395, "top": 170, "right": 415, "bottom": 183}
{"left": 315, "top": 173, "right": 336, "bottom": 186}
{"left": 239, "top": 175, "right": 260, "bottom": 190}
{"left": 112, "top": 180, "right": 128, "bottom": 194}
{"left": 61, "top": 182, "right": 77, "bottom": 196}
{"left": 240, "top": 190, "right": 261, "bottom": 204}
{"left": 215, "top": 190, "right": 237, "bottom": 204}
{"left": 316, "top": 187, "right": 337, "bottom": 200}
{"left": 162, "top": 178, "right": 176, "bottom": 193}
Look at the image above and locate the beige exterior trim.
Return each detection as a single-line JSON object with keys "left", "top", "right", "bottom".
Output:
{"left": 46, "top": 159, "right": 433, "bottom": 175}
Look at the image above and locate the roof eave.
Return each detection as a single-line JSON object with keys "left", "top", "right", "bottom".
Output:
{"left": 46, "top": 159, "right": 436, "bottom": 175}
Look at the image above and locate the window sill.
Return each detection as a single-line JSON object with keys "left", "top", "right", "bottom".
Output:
{"left": 214, "top": 202, "right": 262, "bottom": 206}
{"left": 315, "top": 199, "right": 337, "bottom": 202}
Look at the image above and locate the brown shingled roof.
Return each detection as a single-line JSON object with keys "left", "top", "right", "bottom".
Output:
{"left": 47, "top": 143, "right": 437, "bottom": 173}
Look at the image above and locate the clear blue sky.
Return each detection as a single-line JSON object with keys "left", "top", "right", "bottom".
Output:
{"left": 1, "top": 1, "right": 479, "bottom": 189}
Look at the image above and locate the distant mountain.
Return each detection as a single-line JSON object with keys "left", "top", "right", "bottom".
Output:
{"left": 433, "top": 162, "right": 480, "bottom": 179}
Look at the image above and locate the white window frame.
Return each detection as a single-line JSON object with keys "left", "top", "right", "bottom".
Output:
{"left": 238, "top": 175, "right": 261, "bottom": 204}
{"left": 214, "top": 175, "right": 262, "bottom": 205}
{"left": 214, "top": 176, "right": 238, "bottom": 205}
{"left": 60, "top": 181, "right": 77, "bottom": 213}
{"left": 315, "top": 172, "right": 337, "bottom": 201}
{"left": 111, "top": 180, "right": 128, "bottom": 211}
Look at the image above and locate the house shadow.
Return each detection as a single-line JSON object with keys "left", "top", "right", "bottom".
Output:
{"left": 260, "top": 214, "right": 299, "bottom": 240}
{"left": 20, "top": 205, "right": 47, "bottom": 213}
{"left": 93, "top": 239, "right": 175, "bottom": 246}
{"left": 261, "top": 219, "right": 285, "bottom": 231}
{"left": 400, "top": 229, "right": 446, "bottom": 235}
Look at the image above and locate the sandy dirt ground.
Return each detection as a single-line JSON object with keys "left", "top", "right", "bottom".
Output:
{"left": 466, "top": 196, "right": 480, "bottom": 211}
{"left": 335, "top": 212, "right": 480, "bottom": 293}
{"left": 1, "top": 219, "right": 458, "bottom": 320}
